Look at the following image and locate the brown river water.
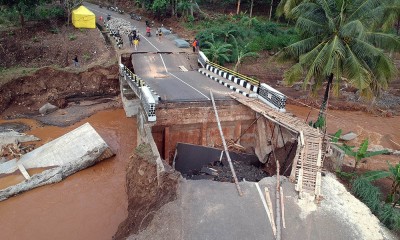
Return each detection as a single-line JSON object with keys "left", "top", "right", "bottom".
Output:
{"left": 0, "top": 108, "right": 136, "bottom": 240}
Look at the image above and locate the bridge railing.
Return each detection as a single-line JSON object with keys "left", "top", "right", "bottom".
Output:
{"left": 120, "top": 64, "right": 156, "bottom": 122}
{"left": 198, "top": 52, "right": 286, "bottom": 111}
{"left": 206, "top": 61, "right": 260, "bottom": 86}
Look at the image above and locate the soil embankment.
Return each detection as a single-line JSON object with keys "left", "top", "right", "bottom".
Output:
{"left": 113, "top": 144, "right": 180, "bottom": 239}
{"left": 0, "top": 65, "right": 119, "bottom": 118}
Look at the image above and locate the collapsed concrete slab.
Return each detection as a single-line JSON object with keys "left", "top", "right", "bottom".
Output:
{"left": 0, "top": 130, "right": 40, "bottom": 146}
{"left": 0, "top": 123, "right": 114, "bottom": 201}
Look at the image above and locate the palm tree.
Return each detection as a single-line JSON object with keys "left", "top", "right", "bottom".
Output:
{"left": 276, "top": 0, "right": 303, "bottom": 18}
{"left": 277, "top": 0, "right": 400, "bottom": 126}
{"left": 377, "top": 0, "right": 400, "bottom": 35}
{"left": 203, "top": 34, "right": 232, "bottom": 64}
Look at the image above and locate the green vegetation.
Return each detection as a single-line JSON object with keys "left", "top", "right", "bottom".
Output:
{"left": 31, "top": 36, "right": 39, "bottom": 42}
{"left": 0, "top": 1, "right": 64, "bottom": 26}
{"left": 0, "top": 66, "right": 38, "bottom": 86}
{"left": 352, "top": 176, "right": 400, "bottom": 232}
{"left": 68, "top": 34, "right": 77, "bottom": 41}
{"left": 83, "top": 53, "right": 91, "bottom": 62}
{"left": 337, "top": 139, "right": 389, "bottom": 173}
{"left": 331, "top": 130, "right": 399, "bottom": 232}
{"left": 277, "top": 0, "right": 400, "bottom": 131}
{"left": 195, "top": 15, "right": 297, "bottom": 66}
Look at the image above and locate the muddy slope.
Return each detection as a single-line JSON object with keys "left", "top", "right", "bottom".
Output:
{"left": 113, "top": 144, "right": 180, "bottom": 240}
{"left": 0, "top": 65, "right": 119, "bottom": 116}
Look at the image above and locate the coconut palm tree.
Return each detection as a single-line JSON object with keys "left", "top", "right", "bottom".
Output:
{"left": 203, "top": 33, "right": 232, "bottom": 64}
{"left": 277, "top": 0, "right": 400, "bottom": 126}
{"left": 276, "top": 0, "right": 303, "bottom": 18}
{"left": 378, "top": 0, "right": 400, "bottom": 35}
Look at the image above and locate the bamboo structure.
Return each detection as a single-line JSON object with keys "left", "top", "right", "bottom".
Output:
{"left": 210, "top": 90, "right": 243, "bottom": 196}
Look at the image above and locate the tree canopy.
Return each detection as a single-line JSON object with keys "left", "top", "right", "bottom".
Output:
{"left": 278, "top": 0, "right": 400, "bottom": 101}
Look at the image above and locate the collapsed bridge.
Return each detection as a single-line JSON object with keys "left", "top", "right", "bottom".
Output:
{"left": 118, "top": 49, "right": 326, "bottom": 200}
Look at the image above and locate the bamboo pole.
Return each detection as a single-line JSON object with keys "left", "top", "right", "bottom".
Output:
{"left": 267, "top": 119, "right": 281, "bottom": 240}
{"left": 275, "top": 160, "right": 281, "bottom": 240}
{"left": 280, "top": 186, "right": 286, "bottom": 229}
{"left": 210, "top": 90, "right": 243, "bottom": 196}
{"left": 264, "top": 187, "right": 276, "bottom": 237}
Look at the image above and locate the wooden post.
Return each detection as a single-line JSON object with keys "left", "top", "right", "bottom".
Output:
{"left": 210, "top": 90, "right": 243, "bottom": 196}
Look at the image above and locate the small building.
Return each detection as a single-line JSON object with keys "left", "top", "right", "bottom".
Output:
{"left": 72, "top": 6, "right": 96, "bottom": 29}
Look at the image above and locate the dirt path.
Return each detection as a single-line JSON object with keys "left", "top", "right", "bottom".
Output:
{"left": 0, "top": 108, "right": 136, "bottom": 240}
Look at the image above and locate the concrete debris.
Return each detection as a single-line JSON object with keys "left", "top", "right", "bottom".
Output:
{"left": 369, "top": 144, "right": 386, "bottom": 152}
{"left": 200, "top": 167, "right": 218, "bottom": 176}
{"left": 174, "top": 39, "right": 189, "bottom": 48}
{"left": 0, "top": 130, "right": 40, "bottom": 146}
{"left": 39, "top": 102, "right": 58, "bottom": 115}
{"left": 160, "top": 27, "right": 171, "bottom": 35}
{"left": 340, "top": 132, "right": 357, "bottom": 141}
{"left": 0, "top": 123, "right": 114, "bottom": 201}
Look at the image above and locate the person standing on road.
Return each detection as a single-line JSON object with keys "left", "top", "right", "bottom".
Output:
{"left": 158, "top": 28, "right": 163, "bottom": 42}
{"left": 134, "top": 37, "right": 139, "bottom": 51}
{"left": 128, "top": 32, "right": 133, "bottom": 47}
{"left": 192, "top": 38, "right": 197, "bottom": 53}
{"left": 73, "top": 55, "right": 79, "bottom": 67}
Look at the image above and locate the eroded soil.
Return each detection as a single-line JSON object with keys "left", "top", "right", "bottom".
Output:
{"left": 113, "top": 144, "right": 180, "bottom": 240}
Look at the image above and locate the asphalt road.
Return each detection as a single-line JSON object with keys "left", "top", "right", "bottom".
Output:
{"left": 85, "top": 2, "right": 240, "bottom": 102}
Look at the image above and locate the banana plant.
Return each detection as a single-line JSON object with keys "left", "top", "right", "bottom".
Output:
{"left": 337, "top": 139, "right": 389, "bottom": 173}
{"left": 362, "top": 162, "right": 400, "bottom": 207}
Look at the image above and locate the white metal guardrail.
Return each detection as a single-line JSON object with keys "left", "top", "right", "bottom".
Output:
{"left": 198, "top": 51, "right": 286, "bottom": 111}
{"left": 120, "top": 64, "right": 156, "bottom": 121}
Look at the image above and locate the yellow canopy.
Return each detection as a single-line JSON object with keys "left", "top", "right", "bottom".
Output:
{"left": 72, "top": 6, "right": 96, "bottom": 29}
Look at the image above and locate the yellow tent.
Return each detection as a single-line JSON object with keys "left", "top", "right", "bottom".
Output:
{"left": 72, "top": 6, "right": 96, "bottom": 29}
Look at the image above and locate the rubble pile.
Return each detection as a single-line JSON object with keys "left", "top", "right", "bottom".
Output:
{"left": 0, "top": 143, "right": 35, "bottom": 161}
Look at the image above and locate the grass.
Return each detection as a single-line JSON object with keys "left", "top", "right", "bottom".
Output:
{"left": 0, "top": 66, "right": 38, "bottom": 87}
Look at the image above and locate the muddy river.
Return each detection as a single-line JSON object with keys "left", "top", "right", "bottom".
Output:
{"left": 0, "top": 108, "right": 136, "bottom": 240}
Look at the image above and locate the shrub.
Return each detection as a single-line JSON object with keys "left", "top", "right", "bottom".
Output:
{"left": 35, "top": 5, "right": 64, "bottom": 20}
{"left": 31, "top": 36, "right": 39, "bottom": 42}
{"left": 69, "top": 34, "right": 77, "bottom": 41}
{"left": 50, "top": 27, "right": 60, "bottom": 34}
{"left": 378, "top": 204, "right": 400, "bottom": 232}
{"left": 83, "top": 53, "right": 91, "bottom": 62}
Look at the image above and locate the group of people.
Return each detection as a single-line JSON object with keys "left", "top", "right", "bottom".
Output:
{"left": 128, "top": 30, "right": 140, "bottom": 50}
